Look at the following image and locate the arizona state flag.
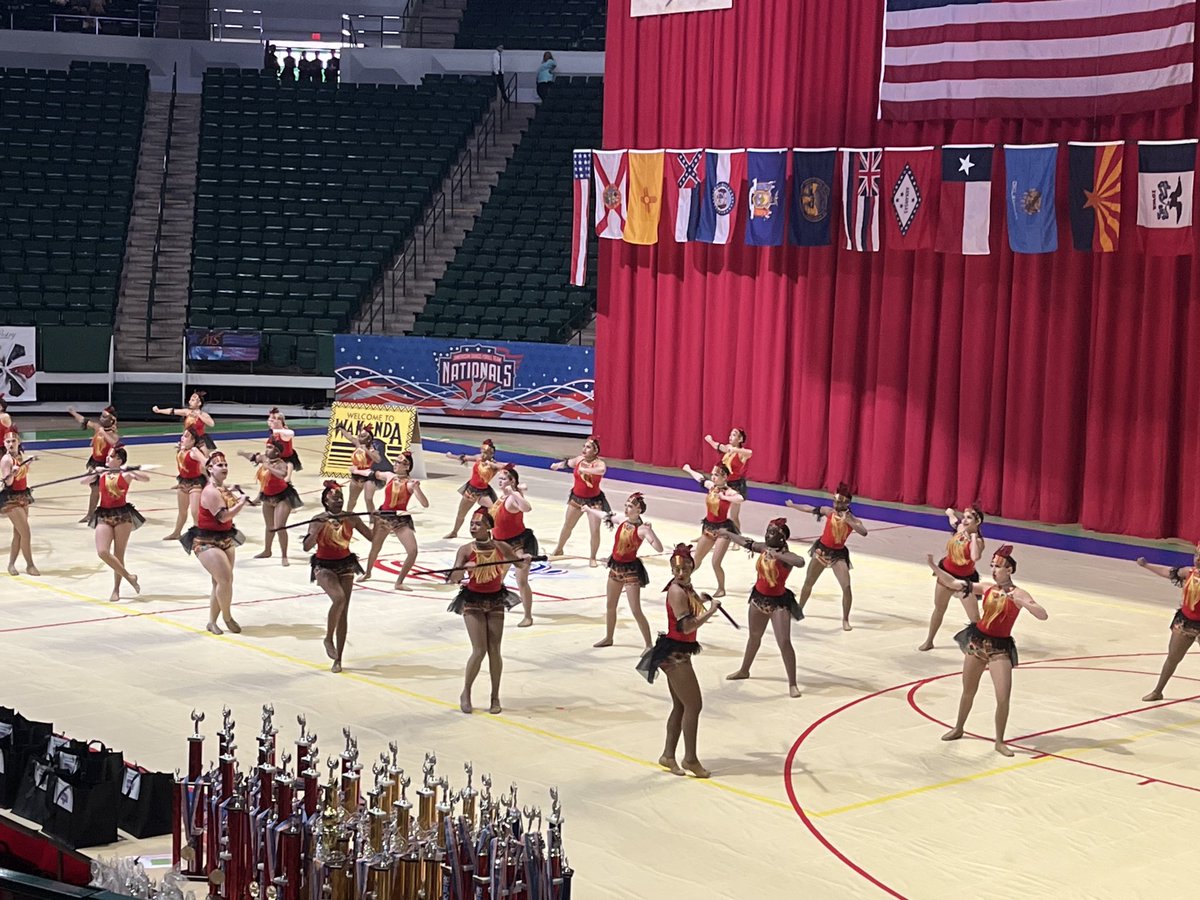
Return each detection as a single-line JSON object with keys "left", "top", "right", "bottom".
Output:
{"left": 1137, "top": 139, "right": 1197, "bottom": 256}
{"left": 624, "top": 150, "right": 664, "bottom": 245}
{"left": 1067, "top": 141, "right": 1122, "bottom": 253}
{"left": 882, "top": 146, "right": 936, "bottom": 250}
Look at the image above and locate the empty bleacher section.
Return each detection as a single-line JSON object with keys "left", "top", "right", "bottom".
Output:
{"left": 455, "top": 0, "right": 605, "bottom": 51}
{"left": 412, "top": 76, "right": 601, "bottom": 343}
{"left": 1, "top": 1, "right": 158, "bottom": 36}
{"left": 0, "top": 61, "right": 147, "bottom": 327}
{"left": 188, "top": 70, "right": 495, "bottom": 370}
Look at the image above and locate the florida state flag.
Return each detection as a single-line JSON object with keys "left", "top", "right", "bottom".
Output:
{"left": 592, "top": 150, "right": 628, "bottom": 240}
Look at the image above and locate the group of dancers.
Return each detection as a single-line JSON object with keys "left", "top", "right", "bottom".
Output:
{"left": 2, "top": 404, "right": 1199, "bottom": 776}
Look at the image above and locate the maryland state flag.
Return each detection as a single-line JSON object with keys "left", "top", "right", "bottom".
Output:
{"left": 1067, "top": 141, "right": 1122, "bottom": 253}
{"left": 1137, "top": 139, "right": 1197, "bottom": 256}
{"left": 624, "top": 150, "right": 664, "bottom": 245}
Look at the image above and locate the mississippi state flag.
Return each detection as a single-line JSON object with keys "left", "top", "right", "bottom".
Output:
{"left": 695, "top": 150, "right": 746, "bottom": 245}
{"left": 1067, "top": 141, "right": 1123, "bottom": 253}
{"left": 593, "top": 150, "right": 628, "bottom": 240}
{"left": 1137, "top": 139, "right": 1196, "bottom": 256}
{"left": 570, "top": 149, "right": 591, "bottom": 285}
{"left": 936, "top": 145, "right": 993, "bottom": 255}
{"left": 882, "top": 146, "right": 936, "bottom": 251}
{"left": 842, "top": 148, "right": 882, "bottom": 251}
{"left": 665, "top": 149, "right": 705, "bottom": 242}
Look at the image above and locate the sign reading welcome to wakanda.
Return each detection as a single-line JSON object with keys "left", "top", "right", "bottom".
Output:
{"left": 334, "top": 335, "right": 593, "bottom": 426}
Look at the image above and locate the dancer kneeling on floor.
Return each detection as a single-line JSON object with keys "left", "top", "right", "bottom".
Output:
{"left": 304, "top": 481, "right": 373, "bottom": 673}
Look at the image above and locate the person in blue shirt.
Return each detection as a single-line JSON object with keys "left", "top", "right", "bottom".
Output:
{"left": 536, "top": 51, "right": 557, "bottom": 101}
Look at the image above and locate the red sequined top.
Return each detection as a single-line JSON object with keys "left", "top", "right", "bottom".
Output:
{"left": 977, "top": 586, "right": 1021, "bottom": 638}
{"left": 753, "top": 552, "right": 792, "bottom": 597}
{"left": 610, "top": 521, "right": 644, "bottom": 563}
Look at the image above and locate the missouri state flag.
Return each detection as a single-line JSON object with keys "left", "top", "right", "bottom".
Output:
{"left": 937, "top": 145, "right": 994, "bottom": 255}
{"left": 882, "top": 146, "right": 937, "bottom": 250}
{"left": 624, "top": 150, "right": 664, "bottom": 245}
{"left": 664, "top": 149, "right": 705, "bottom": 242}
{"left": 745, "top": 149, "right": 787, "bottom": 246}
{"left": 1067, "top": 141, "right": 1123, "bottom": 253}
{"left": 592, "top": 150, "right": 628, "bottom": 240}
{"left": 1004, "top": 144, "right": 1058, "bottom": 254}
{"left": 842, "top": 148, "right": 883, "bottom": 251}
{"left": 788, "top": 148, "right": 836, "bottom": 247}
{"left": 1137, "top": 139, "right": 1196, "bottom": 256}
{"left": 695, "top": 149, "right": 746, "bottom": 245}
{"left": 570, "top": 149, "right": 591, "bottom": 286}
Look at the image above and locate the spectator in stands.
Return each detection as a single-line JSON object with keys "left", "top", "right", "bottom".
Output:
{"left": 282, "top": 48, "right": 297, "bottom": 83}
{"left": 326, "top": 50, "right": 340, "bottom": 84}
{"left": 264, "top": 43, "right": 280, "bottom": 78}
{"left": 492, "top": 44, "right": 509, "bottom": 104}
{"left": 298, "top": 51, "right": 312, "bottom": 84}
{"left": 536, "top": 51, "right": 557, "bottom": 101}
{"left": 311, "top": 54, "right": 326, "bottom": 86}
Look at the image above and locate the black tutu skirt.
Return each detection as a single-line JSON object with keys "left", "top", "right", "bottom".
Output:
{"left": 448, "top": 585, "right": 517, "bottom": 615}
{"left": 810, "top": 539, "right": 852, "bottom": 568}
{"left": 750, "top": 587, "right": 803, "bottom": 621}
{"left": 1170, "top": 608, "right": 1200, "bottom": 636}
{"left": 259, "top": 485, "right": 303, "bottom": 510}
{"left": 197, "top": 434, "right": 217, "bottom": 451}
{"left": 0, "top": 487, "right": 33, "bottom": 512}
{"left": 701, "top": 517, "right": 739, "bottom": 538}
{"left": 85, "top": 457, "right": 105, "bottom": 471}
{"left": 568, "top": 490, "right": 611, "bottom": 512}
{"left": 88, "top": 503, "right": 145, "bottom": 530}
{"left": 176, "top": 475, "right": 207, "bottom": 492}
{"left": 375, "top": 510, "right": 415, "bottom": 533}
{"left": 607, "top": 557, "right": 650, "bottom": 587}
{"left": 351, "top": 472, "right": 381, "bottom": 485}
{"left": 498, "top": 527, "right": 539, "bottom": 558}
{"left": 181, "top": 526, "right": 246, "bottom": 555}
{"left": 954, "top": 623, "right": 1018, "bottom": 667}
{"left": 459, "top": 482, "right": 497, "bottom": 503}
{"left": 938, "top": 559, "right": 980, "bottom": 583}
{"left": 636, "top": 634, "right": 701, "bottom": 684}
{"left": 310, "top": 553, "right": 364, "bottom": 582}
{"left": 728, "top": 477, "right": 748, "bottom": 498}
{"left": 281, "top": 449, "right": 302, "bottom": 471}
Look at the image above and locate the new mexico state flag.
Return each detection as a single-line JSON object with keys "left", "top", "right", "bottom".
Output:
{"left": 624, "top": 150, "right": 664, "bottom": 245}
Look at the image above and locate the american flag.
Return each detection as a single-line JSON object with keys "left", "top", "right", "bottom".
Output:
{"left": 880, "top": 0, "right": 1196, "bottom": 121}
{"left": 570, "top": 150, "right": 592, "bottom": 287}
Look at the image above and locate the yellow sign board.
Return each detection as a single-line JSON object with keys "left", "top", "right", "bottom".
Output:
{"left": 320, "top": 402, "right": 419, "bottom": 477}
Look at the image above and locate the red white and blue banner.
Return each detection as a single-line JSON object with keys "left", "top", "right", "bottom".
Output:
{"left": 335, "top": 335, "right": 594, "bottom": 425}
{"left": 695, "top": 149, "right": 746, "bottom": 244}
{"left": 570, "top": 149, "right": 592, "bottom": 285}
{"left": 842, "top": 148, "right": 883, "bottom": 251}
{"left": 937, "top": 144, "right": 994, "bottom": 255}
{"left": 1137, "top": 138, "right": 1197, "bottom": 255}
{"left": 665, "top": 149, "right": 706, "bottom": 242}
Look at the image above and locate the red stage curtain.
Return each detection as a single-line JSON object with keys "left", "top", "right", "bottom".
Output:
{"left": 595, "top": 0, "right": 1200, "bottom": 540}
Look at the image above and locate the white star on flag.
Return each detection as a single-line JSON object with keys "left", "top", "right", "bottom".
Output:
{"left": 958, "top": 155, "right": 975, "bottom": 175}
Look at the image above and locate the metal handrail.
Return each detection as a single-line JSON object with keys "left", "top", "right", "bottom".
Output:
{"left": 210, "top": 7, "right": 263, "bottom": 41}
{"left": 341, "top": 11, "right": 459, "bottom": 48}
{"left": 52, "top": 13, "right": 140, "bottom": 34}
{"left": 144, "top": 63, "right": 178, "bottom": 358}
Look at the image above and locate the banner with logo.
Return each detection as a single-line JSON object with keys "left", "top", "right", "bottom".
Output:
{"left": 334, "top": 335, "right": 594, "bottom": 425}
{"left": 630, "top": 0, "right": 732, "bottom": 16}
{"left": 0, "top": 326, "right": 37, "bottom": 402}
{"left": 320, "top": 402, "right": 418, "bottom": 478}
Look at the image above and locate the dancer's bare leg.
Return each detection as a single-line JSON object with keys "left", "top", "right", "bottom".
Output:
{"left": 1143, "top": 629, "right": 1197, "bottom": 701}
{"left": 919, "top": 583, "right": 952, "bottom": 650}
{"left": 273, "top": 503, "right": 290, "bottom": 565}
{"left": 830, "top": 561, "right": 854, "bottom": 631}
{"left": 164, "top": 488, "right": 188, "bottom": 540}
{"left": 514, "top": 563, "right": 534, "bottom": 627}
{"left": 445, "top": 493, "right": 475, "bottom": 539}
{"left": 625, "top": 583, "right": 652, "bottom": 648}
{"left": 659, "top": 671, "right": 686, "bottom": 775}
{"left": 392, "top": 528, "right": 418, "bottom": 588}
{"left": 460, "top": 609, "right": 489, "bottom": 713}
{"left": 727, "top": 604, "right": 770, "bottom": 680}
{"left": 552, "top": 505, "right": 584, "bottom": 556}
{"left": 942, "top": 653, "right": 987, "bottom": 741}
{"left": 667, "top": 661, "right": 708, "bottom": 777}
{"left": 770, "top": 607, "right": 801, "bottom": 697}
{"left": 585, "top": 512, "right": 602, "bottom": 566}
{"left": 254, "top": 503, "right": 275, "bottom": 558}
{"left": 485, "top": 609, "right": 505, "bottom": 713}
{"left": 989, "top": 658, "right": 1015, "bottom": 756}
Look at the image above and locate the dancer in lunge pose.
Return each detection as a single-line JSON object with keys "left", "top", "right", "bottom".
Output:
{"left": 163, "top": 427, "right": 209, "bottom": 541}
{"left": 181, "top": 452, "right": 250, "bottom": 635}
{"left": 304, "top": 481, "right": 373, "bottom": 673}
{"left": 68, "top": 405, "right": 120, "bottom": 522}
{"left": 636, "top": 544, "right": 723, "bottom": 778}
{"left": 0, "top": 430, "right": 39, "bottom": 576}
{"left": 586, "top": 492, "right": 663, "bottom": 649}
{"left": 266, "top": 407, "right": 302, "bottom": 470}
{"left": 444, "top": 439, "right": 501, "bottom": 539}
{"left": 153, "top": 391, "right": 216, "bottom": 449}
{"left": 785, "top": 483, "right": 868, "bottom": 630}
{"left": 490, "top": 465, "right": 539, "bottom": 627}
{"left": 681, "top": 461, "right": 744, "bottom": 597}
{"left": 83, "top": 446, "right": 148, "bottom": 602}
{"left": 359, "top": 451, "right": 428, "bottom": 589}
{"left": 928, "top": 545, "right": 1048, "bottom": 757}
{"left": 549, "top": 435, "right": 609, "bottom": 566}
{"left": 919, "top": 505, "right": 985, "bottom": 651}
{"left": 1135, "top": 546, "right": 1200, "bottom": 702}
{"left": 725, "top": 518, "right": 807, "bottom": 697}
{"left": 703, "top": 428, "right": 752, "bottom": 530}
{"left": 239, "top": 440, "right": 301, "bottom": 565}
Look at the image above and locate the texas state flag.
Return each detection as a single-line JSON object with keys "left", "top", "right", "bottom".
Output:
{"left": 1137, "top": 139, "right": 1196, "bottom": 256}
{"left": 937, "top": 145, "right": 994, "bottom": 255}
{"left": 695, "top": 150, "right": 746, "bottom": 245}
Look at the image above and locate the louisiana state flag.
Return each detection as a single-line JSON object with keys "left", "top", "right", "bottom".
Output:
{"left": 745, "top": 149, "right": 787, "bottom": 246}
{"left": 1067, "top": 141, "right": 1122, "bottom": 253}
{"left": 1003, "top": 144, "right": 1058, "bottom": 254}
{"left": 624, "top": 150, "right": 663, "bottom": 245}
{"left": 695, "top": 150, "right": 746, "bottom": 245}
{"left": 1136, "top": 139, "right": 1195, "bottom": 256}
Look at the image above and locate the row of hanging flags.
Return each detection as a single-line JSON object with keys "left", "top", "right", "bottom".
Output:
{"left": 568, "top": 140, "right": 1199, "bottom": 285}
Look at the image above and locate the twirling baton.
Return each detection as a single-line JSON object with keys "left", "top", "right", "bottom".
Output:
{"left": 418, "top": 555, "right": 549, "bottom": 577}
{"left": 268, "top": 511, "right": 374, "bottom": 532}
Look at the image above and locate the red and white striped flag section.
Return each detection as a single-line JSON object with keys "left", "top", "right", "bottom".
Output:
{"left": 1137, "top": 138, "right": 1197, "bottom": 256}
{"left": 842, "top": 148, "right": 882, "bottom": 251}
{"left": 570, "top": 149, "right": 591, "bottom": 286}
{"left": 593, "top": 150, "right": 628, "bottom": 240}
{"left": 880, "top": 0, "right": 1197, "bottom": 121}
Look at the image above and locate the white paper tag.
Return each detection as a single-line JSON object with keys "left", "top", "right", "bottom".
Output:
{"left": 58, "top": 752, "right": 79, "bottom": 774}
{"left": 0, "top": 723, "right": 13, "bottom": 739}
{"left": 123, "top": 768, "right": 142, "bottom": 800}
{"left": 0, "top": 750, "right": 6, "bottom": 775}
{"left": 34, "top": 761, "right": 50, "bottom": 789}
{"left": 48, "top": 735, "right": 69, "bottom": 754}
{"left": 54, "top": 782, "right": 74, "bottom": 812}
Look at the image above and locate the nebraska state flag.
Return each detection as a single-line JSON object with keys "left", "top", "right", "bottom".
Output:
{"left": 1137, "top": 139, "right": 1196, "bottom": 256}
{"left": 937, "top": 145, "right": 993, "bottom": 255}
{"left": 695, "top": 150, "right": 746, "bottom": 245}
{"left": 841, "top": 148, "right": 882, "bottom": 251}
{"left": 1067, "top": 141, "right": 1122, "bottom": 253}
{"left": 882, "top": 146, "right": 936, "bottom": 251}
{"left": 593, "top": 150, "right": 628, "bottom": 240}
{"left": 624, "top": 150, "right": 664, "bottom": 245}
{"left": 664, "top": 149, "right": 705, "bottom": 242}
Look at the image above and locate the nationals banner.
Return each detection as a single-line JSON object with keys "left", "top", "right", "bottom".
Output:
{"left": 0, "top": 326, "right": 37, "bottom": 402}
{"left": 335, "top": 335, "right": 594, "bottom": 425}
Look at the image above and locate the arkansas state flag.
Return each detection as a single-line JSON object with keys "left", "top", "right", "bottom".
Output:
{"left": 788, "top": 148, "right": 836, "bottom": 247}
{"left": 937, "top": 145, "right": 993, "bottom": 255}
{"left": 624, "top": 150, "right": 663, "bottom": 245}
{"left": 664, "top": 149, "right": 705, "bottom": 242}
{"left": 1004, "top": 144, "right": 1058, "bottom": 254}
{"left": 570, "top": 149, "right": 591, "bottom": 286}
{"left": 593, "top": 150, "right": 628, "bottom": 240}
{"left": 1067, "top": 141, "right": 1122, "bottom": 253}
{"left": 882, "top": 146, "right": 936, "bottom": 251}
{"left": 745, "top": 149, "right": 787, "bottom": 246}
{"left": 695, "top": 150, "right": 746, "bottom": 245}
{"left": 1137, "top": 139, "right": 1196, "bottom": 256}
{"left": 842, "top": 148, "right": 882, "bottom": 251}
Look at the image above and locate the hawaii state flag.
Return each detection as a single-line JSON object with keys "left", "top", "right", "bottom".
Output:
{"left": 745, "top": 149, "right": 787, "bottom": 246}
{"left": 570, "top": 149, "right": 591, "bottom": 285}
{"left": 1067, "top": 141, "right": 1123, "bottom": 253}
{"left": 624, "top": 150, "right": 664, "bottom": 245}
{"left": 592, "top": 150, "right": 628, "bottom": 240}
{"left": 788, "top": 148, "right": 836, "bottom": 246}
{"left": 937, "top": 145, "right": 993, "bottom": 255}
{"left": 1004, "top": 144, "right": 1058, "bottom": 254}
{"left": 695, "top": 150, "right": 746, "bottom": 245}
{"left": 664, "top": 150, "right": 705, "bottom": 242}
{"left": 882, "top": 146, "right": 936, "bottom": 250}
{"left": 842, "top": 148, "right": 882, "bottom": 251}
{"left": 1137, "top": 139, "right": 1196, "bottom": 256}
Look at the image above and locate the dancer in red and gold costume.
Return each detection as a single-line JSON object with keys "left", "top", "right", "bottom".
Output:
{"left": 82, "top": 446, "right": 149, "bottom": 602}
{"left": 182, "top": 452, "right": 250, "bottom": 634}
{"left": 585, "top": 492, "right": 663, "bottom": 649}
{"left": 153, "top": 391, "right": 216, "bottom": 450}
{"left": 636, "top": 544, "right": 723, "bottom": 778}
{"left": 266, "top": 407, "right": 302, "bottom": 470}
{"left": 338, "top": 425, "right": 385, "bottom": 513}
{"left": 490, "top": 465, "right": 539, "bottom": 626}
{"left": 304, "top": 482, "right": 373, "bottom": 673}
{"left": 549, "top": 435, "right": 608, "bottom": 566}
{"left": 0, "top": 398, "right": 17, "bottom": 446}
{"left": 928, "top": 545, "right": 1048, "bottom": 757}
{"left": 360, "top": 451, "right": 428, "bottom": 590}
{"left": 681, "top": 461, "right": 745, "bottom": 597}
{"left": 726, "top": 518, "right": 807, "bottom": 697}
{"left": 68, "top": 405, "right": 120, "bottom": 523}
{"left": 703, "top": 428, "right": 752, "bottom": 530}
{"left": 239, "top": 439, "right": 302, "bottom": 565}
{"left": 446, "top": 509, "right": 530, "bottom": 714}
{"left": 1135, "top": 545, "right": 1200, "bottom": 701}
{"left": 444, "top": 439, "right": 502, "bottom": 539}
{"left": 918, "top": 505, "right": 986, "bottom": 651}
{"left": 0, "top": 430, "right": 39, "bottom": 576}
{"left": 786, "top": 483, "right": 869, "bottom": 630}
{"left": 163, "top": 427, "right": 209, "bottom": 541}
